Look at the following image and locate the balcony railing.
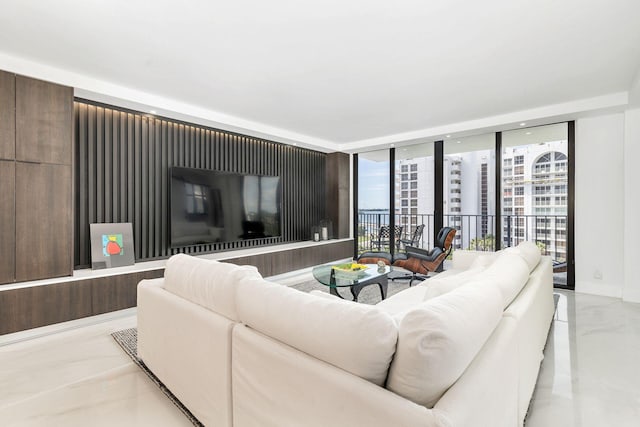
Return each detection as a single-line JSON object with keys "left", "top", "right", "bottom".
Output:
{"left": 357, "top": 212, "right": 568, "bottom": 263}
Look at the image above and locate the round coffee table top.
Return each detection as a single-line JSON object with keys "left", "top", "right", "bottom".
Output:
{"left": 312, "top": 263, "right": 392, "bottom": 288}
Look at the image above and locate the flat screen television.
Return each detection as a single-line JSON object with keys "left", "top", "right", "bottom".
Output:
{"left": 170, "top": 167, "right": 281, "bottom": 247}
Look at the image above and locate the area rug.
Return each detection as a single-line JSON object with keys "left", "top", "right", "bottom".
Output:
{"left": 111, "top": 328, "right": 203, "bottom": 427}
{"left": 289, "top": 275, "right": 413, "bottom": 304}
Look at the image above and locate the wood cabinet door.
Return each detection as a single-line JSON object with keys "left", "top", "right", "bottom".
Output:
{"left": 15, "top": 76, "right": 72, "bottom": 165}
{"left": 0, "top": 70, "right": 15, "bottom": 160}
{"left": 0, "top": 160, "right": 15, "bottom": 284}
{"left": 15, "top": 162, "right": 72, "bottom": 282}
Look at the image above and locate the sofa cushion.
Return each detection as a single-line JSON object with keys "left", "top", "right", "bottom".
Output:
{"left": 236, "top": 278, "right": 398, "bottom": 386}
{"left": 163, "top": 254, "right": 261, "bottom": 321}
{"left": 505, "top": 241, "right": 542, "bottom": 272}
{"left": 469, "top": 253, "right": 499, "bottom": 269}
{"left": 481, "top": 252, "right": 530, "bottom": 308}
{"left": 386, "top": 283, "right": 503, "bottom": 408}
{"left": 374, "top": 285, "right": 429, "bottom": 316}
{"left": 422, "top": 266, "right": 487, "bottom": 301}
{"left": 451, "top": 250, "right": 498, "bottom": 270}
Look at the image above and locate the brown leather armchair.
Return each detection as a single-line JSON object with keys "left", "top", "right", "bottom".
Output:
{"left": 357, "top": 227, "right": 457, "bottom": 286}
{"left": 391, "top": 227, "right": 457, "bottom": 285}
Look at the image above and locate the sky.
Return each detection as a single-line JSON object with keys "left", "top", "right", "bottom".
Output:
{"left": 358, "top": 158, "right": 389, "bottom": 210}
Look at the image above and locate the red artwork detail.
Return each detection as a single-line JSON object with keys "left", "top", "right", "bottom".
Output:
{"left": 106, "top": 241, "right": 122, "bottom": 255}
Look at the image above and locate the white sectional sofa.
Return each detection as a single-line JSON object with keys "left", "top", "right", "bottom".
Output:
{"left": 137, "top": 241, "right": 554, "bottom": 427}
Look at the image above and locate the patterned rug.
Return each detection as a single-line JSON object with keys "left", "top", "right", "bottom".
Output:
{"left": 289, "top": 274, "right": 414, "bottom": 304}
{"left": 111, "top": 328, "right": 203, "bottom": 427}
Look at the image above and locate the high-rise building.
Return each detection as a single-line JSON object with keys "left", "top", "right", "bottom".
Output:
{"left": 502, "top": 141, "right": 568, "bottom": 262}
{"left": 394, "top": 140, "right": 567, "bottom": 262}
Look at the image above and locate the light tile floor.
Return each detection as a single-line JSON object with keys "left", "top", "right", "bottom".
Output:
{"left": 1, "top": 283, "right": 639, "bottom": 426}
{"left": 526, "top": 290, "right": 640, "bottom": 427}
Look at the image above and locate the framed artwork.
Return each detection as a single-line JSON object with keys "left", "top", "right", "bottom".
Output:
{"left": 89, "top": 223, "right": 135, "bottom": 269}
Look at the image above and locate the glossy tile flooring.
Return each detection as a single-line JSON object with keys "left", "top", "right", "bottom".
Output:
{"left": 526, "top": 291, "right": 640, "bottom": 427}
{"left": 1, "top": 288, "right": 639, "bottom": 426}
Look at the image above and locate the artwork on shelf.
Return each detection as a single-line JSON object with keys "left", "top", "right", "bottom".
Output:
{"left": 89, "top": 223, "right": 135, "bottom": 269}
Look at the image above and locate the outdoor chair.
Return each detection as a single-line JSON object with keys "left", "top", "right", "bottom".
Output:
{"left": 369, "top": 225, "right": 403, "bottom": 250}
{"left": 397, "top": 224, "right": 425, "bottom": 251}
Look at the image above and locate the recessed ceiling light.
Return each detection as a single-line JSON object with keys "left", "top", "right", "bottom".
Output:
{"left": 456, "top": 141, "right": 461, "bottom": 144}
{"left": 150, "top": 110, "right": 157, "bottom": 114}
{"left": 520, "top": 122, "right": 526, "bottom": 126}
{"left": 526, "top": 132, "right": 532, "bottom": 135}
{"left": 446, "top": 134, "right": 451, "bottom": 138}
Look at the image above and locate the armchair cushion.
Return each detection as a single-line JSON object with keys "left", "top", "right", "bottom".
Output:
{"left": 405, "top": 245, "right": 442, "bottom": 262}
{"left": 357, "top": 251, "right": 393, "bottom": 265}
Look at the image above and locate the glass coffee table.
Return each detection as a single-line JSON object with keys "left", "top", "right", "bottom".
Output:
{"left": 311, "top": 263, "right": 391, "bottom": 302}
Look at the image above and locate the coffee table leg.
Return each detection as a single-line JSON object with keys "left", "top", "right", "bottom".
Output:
{"left": 378, "top": 276, "right": 388, "bottom": 300}
{"left": 330, "top": 286, "right": 344, "bottom": 299}
{"left": 350, "top": 284, "right": 362, "bottom": 302}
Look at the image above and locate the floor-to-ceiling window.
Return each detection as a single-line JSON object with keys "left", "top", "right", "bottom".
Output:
{"left": 357, "top": 150, "right": 390, "bottom": 254}
{"left": 502, "top": 123, "right": 570, "bottom": 287}
{"left": 394, "top": 143, "right": 435, "bottom": 249}
{"left": 443, "top": 134, "right": 496, "bottom": 250}
{"left": 354, "top": 122, "right": 574, "bottom": 288}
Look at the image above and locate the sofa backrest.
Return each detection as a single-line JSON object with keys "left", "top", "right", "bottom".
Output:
{"left": 504, "top": 241, "right": 542, "bottom": 272}
{"left": 236, "top": 278, "right": 398, "bottom": 386}
{"left": 386, "top": 283, "right": 504, "bottom": 408}
{"left": 480, "top": 252, "right": 530, "bottom": 309}
{"left": 163, "top": 253, "right": 262, "bottom": 321}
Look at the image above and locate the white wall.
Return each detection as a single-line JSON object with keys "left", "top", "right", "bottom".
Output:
{"left": 623, "top": 108, "right": 640, "bottom": 302}
{"left": 575, "top": 114, "right": 625, "bottom": 297}
{"left": 629, "top": 68, "right": 640, "bottom": 107}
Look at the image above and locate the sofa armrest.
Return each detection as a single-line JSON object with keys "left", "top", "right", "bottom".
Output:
{"left": 232, "top": 325, "right": 444, "bottom": 427}
{"left": 137, "top": 280, "right": 235, "bottom": 427}
{"left": 434, "top": 317, "right": 519, "bottom": 427}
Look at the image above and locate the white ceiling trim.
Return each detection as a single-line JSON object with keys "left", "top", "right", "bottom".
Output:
{"left": 341, "top": 91, "right": 629, "bottom": 153}
{"left": 0, "top": 51, "right": 341, "bottom": 153}
{"left": 0, "top": 50, "right": 631, "bottom": 154}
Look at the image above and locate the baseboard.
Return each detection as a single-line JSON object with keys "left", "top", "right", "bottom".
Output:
{"left": 622, "top": 287, "right": 640, "bottom": 303}
{"left": 0, "top": 307, "right": 137, "bottom": 347}
{"left": 574, "top": 280, "right": 623, "bottom": 299}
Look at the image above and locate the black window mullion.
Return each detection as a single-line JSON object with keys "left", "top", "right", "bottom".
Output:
{"left": 434, "top": 141, "right": 444, "bottom": 241}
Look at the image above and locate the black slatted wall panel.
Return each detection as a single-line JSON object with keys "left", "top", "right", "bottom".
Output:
{"left": 74, "top": 100, "right": 326, "bottom": 268}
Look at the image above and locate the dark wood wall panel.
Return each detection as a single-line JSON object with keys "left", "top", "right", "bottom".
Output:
{"left": 15, "top": 162, "right": 73, "bottom": 282}
{"left": 74, "top": 100, "right": 326, "bottom": 268}
{"left": 326, "top": 152, "right": 350, "bottom": 238}
{"left": 0, "top": 269, "right": 163, "bottom": 335}
{"left": 228, "top": 240, "right": 354, "bottom": 277}
{"left": 0, "top": 161, "right": 15, "bottom": 283}
{"left": 15, "top": 76, "right": 73, "bottom": 165}
{"left": 0, "top": 281, "right": 93, "bottom": 335}
{"left": 90, "top": 270, "right": 165, "bottom": 316}
{"left": 0, "top": 241, "right": 350, "bottom": 334}
{"left": 0, "top": 70, "right": 15, "bottom": 160}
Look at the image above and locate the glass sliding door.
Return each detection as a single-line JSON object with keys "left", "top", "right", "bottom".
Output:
{"left": 357, "top": 150, "right": 390, "bottom": 254}
{"left": 395, "top": 143, "right": 435, "bottom": 250}
{"left": 443, "top": 134, "right": 496, "bottom": 251}
{"left": 502, "top": 123, "right": 570, "bottom": 287}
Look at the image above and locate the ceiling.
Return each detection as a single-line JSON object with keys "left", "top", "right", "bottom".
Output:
{"left": 1, "top": 0, "right": 639, "bottom": 152}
